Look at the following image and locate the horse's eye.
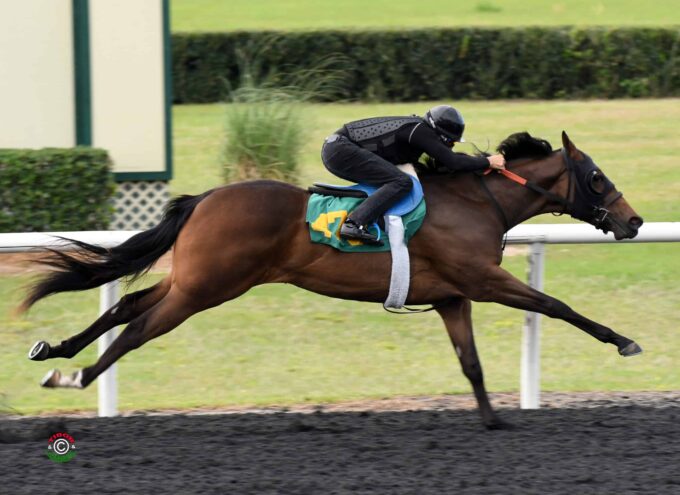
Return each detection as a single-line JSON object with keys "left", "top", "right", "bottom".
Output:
{"left": 588, "top": 171, "right": 606, "bottom": 194}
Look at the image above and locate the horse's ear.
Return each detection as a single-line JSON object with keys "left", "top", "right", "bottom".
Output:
{"left": 561, "top": 130, "right": 583, "bottom": 160}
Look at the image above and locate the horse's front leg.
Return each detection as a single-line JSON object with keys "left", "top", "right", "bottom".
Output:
{"left": 436, "top": 298, "right": 510, "bottom": 429}
{"left": 474, "top": 267, "right": 641, "bottom": 356}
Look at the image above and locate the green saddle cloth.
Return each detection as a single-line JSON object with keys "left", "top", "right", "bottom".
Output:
{"left": 305, "top": 194, "right": 427, "bottom": 253}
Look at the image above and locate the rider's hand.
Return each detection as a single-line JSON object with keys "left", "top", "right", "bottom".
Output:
{"left": 487, "top": 154, "right": 506, "bottom": 170}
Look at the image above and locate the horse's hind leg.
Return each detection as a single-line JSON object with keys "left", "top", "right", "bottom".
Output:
{"left": 436, "top": 298, "right": 509, "bottom": 430}
{"left": 28, "top": 278, "right": 171, "bottom": 362}
{"left": 40, "top": 285, "right": 212, "bottom": 389}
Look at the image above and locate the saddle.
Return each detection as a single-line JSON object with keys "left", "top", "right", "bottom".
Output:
{"left": 305, "top": 164, "right": 427, "bottom": 309}
{"left": 308, "top": 164, "right": 424, "bottom": 218}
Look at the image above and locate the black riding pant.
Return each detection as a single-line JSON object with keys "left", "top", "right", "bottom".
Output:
{"left": 321, "top": 134, "right": 413, "bottom": 226}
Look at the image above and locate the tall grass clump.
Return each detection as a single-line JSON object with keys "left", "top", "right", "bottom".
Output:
{"left": 222, "top": 41, "right": 347, "bottom": 184}
{"left": 223, "top": 87, "right": 304, "bottom": 183}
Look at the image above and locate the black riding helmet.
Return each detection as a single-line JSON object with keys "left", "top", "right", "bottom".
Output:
{"left": 424, "top": 105, "right": 466, "bottom": 146}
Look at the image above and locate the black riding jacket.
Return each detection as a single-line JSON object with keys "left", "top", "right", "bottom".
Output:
{"left": 337, "top": 118, "right": 490, "bottom": 173}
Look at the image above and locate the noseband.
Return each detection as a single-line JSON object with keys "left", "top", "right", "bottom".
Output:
{"left": 480, "top": 149, "right": 623, "bottom": 232}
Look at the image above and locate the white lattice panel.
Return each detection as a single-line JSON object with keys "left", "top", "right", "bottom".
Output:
{"left": 112, "top": 181, "right": 169, "bottom": 230}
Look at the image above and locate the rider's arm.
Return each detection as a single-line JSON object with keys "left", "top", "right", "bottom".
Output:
{"left": 407, "top": 123, "right": 491, "bottom": 172}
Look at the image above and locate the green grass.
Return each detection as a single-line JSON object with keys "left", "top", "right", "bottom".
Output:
{"left": 171, "top": 0, "right": 680, "bottom": 31}
{"left": 2, "top": 98, "right": 679, "bottom": 414}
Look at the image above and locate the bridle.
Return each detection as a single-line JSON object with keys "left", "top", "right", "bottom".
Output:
{"left": 386, "top": 149, "right": 626, "bottom": 315}
{"left": 480, "top": 148, "right": 624, "bottom": 233}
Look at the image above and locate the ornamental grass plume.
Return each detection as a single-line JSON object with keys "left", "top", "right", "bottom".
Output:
{"left": 222, "top": 40, "right": 347, "bottom": 184}
{"left": 223, "top": 86, "right": 303, "bottom": 183}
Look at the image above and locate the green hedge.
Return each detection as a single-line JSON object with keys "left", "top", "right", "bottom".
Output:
{"left": 0, "top": 148, "right": 115, "bottom": 232}
{"left": 172, "top": 27, "right": 680, "bottom": 103}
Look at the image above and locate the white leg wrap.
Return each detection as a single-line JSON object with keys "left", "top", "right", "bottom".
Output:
{"left": 60, "top": 370, "right": 84, "bottom": 388}
{"left": 42, "top": 369, "right": 84, "bottom": 389}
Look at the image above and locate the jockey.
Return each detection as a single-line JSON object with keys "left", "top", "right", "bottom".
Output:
{"left": 321, "top": 104, "right": 507, "bottom": 245}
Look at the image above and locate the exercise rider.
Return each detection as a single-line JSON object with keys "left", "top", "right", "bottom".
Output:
{"left": 321, "top": 105, "right": 506, "bottom": 245}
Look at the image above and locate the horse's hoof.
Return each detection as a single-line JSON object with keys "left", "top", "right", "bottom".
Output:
{"left": 28, "top": 341, "right": 51, "bottom": 361}
{"left": 619, "top": 342, "right": 643, "bottom": 357}
{"left": 41, "top": 369, "right": 61, "bottom": 388}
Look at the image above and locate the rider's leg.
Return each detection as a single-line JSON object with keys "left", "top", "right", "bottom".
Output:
{"left": 321, "top": 135, "right": 413, "bottom": 242}
{"left": 347, "top": 170, "right": 413, "bottom": 226}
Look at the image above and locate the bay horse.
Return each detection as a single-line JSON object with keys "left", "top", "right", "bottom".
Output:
{"left": 23, "top": 131, "right": 643, "bottom": 429}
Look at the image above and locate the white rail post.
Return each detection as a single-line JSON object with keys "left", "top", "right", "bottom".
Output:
{"left": 521, "top": 242, "right": 545, "bottom": 409}
{"left": 98, "top": 280, "right": 120, "bottom": 417}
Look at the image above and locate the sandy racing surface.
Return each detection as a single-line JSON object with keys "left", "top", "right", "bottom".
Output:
{"left": 2, "top": 392, "right": 679, "bottom": 494}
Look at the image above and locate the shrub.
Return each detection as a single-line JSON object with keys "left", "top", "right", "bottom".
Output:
{"left": 0, "top": 148, "right": 115, "bottom": 232}
{"left": 172, "top": 27, "right": 680, "bottom": 103}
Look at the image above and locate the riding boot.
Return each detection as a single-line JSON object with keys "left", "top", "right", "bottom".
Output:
{"left": 340, "top": 219, "right": 383, "bottom": 246}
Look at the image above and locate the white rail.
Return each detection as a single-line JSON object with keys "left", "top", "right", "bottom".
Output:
{"left": 1, "top": 222, "right": 679, "bottom": 415}
{"left": 506, "top": 222, "right": 680, "bottom": 408}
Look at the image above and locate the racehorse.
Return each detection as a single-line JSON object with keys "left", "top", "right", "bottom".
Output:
{"left": 23, "top": 131, "right": 643, "bottom": 429}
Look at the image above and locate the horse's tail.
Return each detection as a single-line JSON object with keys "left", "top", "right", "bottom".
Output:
{"left": 19, "top": 190, "right": 213, "bottom": 312}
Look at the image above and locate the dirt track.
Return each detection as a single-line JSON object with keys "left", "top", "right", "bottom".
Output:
{"left": 2, "top": 394, "right": 679, "bottom": 494}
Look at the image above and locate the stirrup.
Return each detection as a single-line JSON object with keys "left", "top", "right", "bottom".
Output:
{"left": 340, "top": 221, "right": 383, "bottom": 246}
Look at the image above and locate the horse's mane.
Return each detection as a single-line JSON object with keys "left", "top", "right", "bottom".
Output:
{"left": 497, "top": 132, "right": 553, "bottom": 161}
{"left": 415, "top": 131, "right": 553, "bottom": 175}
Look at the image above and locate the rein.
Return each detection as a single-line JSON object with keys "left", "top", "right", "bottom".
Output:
{"left": 482, "top": 167, "right": 571, "bottom": 215}
{"left": 476, "top": 174, "right": 511, "bottom": 233}
{"left": 479, "top": 149, "right": 623, "bottom": 233}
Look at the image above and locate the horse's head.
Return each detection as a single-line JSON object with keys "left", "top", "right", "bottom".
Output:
{"left": 561, "top": 131, "right": 643, "bottom": 240}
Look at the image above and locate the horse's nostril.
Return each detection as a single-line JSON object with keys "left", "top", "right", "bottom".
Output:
{"left": 629, "top": 216, "right": 643, "bottom": 229}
